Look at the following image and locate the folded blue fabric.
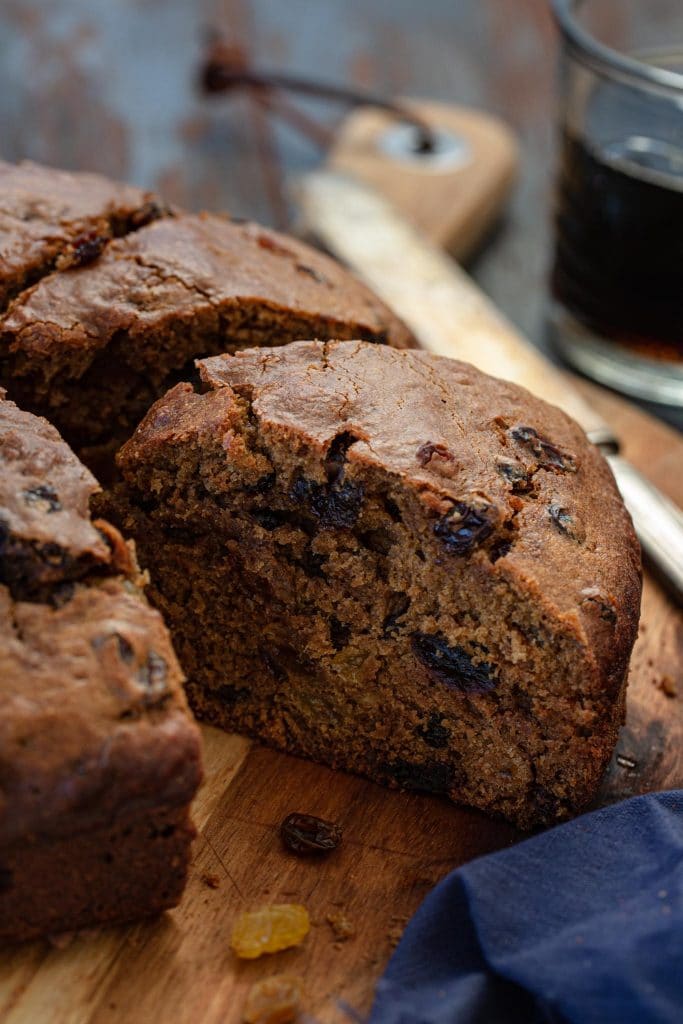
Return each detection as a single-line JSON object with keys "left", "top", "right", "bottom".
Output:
{"left": 371, "top": 791, "right": 683, "bottom": 1024}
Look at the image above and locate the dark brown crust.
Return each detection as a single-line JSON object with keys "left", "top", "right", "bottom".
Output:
{"left": 0, "top": 392, "right": 202, "bottom": 940}
{"left": 0, "top": 806, "right": 195, "bottom": 944}
{"left": 0, "top": 159, "right": 168, "bottom": 313}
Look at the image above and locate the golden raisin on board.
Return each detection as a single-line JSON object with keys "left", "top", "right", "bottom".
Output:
{"left": 243, "top": 974, "right": 304, "bottom": 1024}
{"left": 231, "top": 904, "right": 310, "bottom": 959}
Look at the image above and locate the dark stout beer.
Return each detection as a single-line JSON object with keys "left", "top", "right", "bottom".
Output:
{"left": 551, "top": 130, "right": 683, "bottom": 361}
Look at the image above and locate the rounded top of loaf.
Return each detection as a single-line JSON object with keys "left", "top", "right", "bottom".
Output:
{"left": 124, "top": 340, "right": 640, "bottom": 695}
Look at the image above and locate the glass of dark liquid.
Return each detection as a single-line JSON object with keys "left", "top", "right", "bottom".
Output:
{"left": 549, "top": 0, "right": 683, "bottom": 406}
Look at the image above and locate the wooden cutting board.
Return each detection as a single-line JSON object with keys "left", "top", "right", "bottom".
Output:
{"left": 1, "top": 109, "right": 682, "bottom": 1024}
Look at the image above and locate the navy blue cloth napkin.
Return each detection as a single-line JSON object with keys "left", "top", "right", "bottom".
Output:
{"left": 371, "top": 791, "right": 683, "bottom": 1024}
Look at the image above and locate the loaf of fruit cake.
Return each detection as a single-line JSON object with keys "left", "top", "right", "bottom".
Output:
{"left": 0, "top": 160, "right": 413, "bottom": 476}
{"left": 0, "top": 391, "right": 202, "bottom": 943}
{"left": 107, "top": 340, "right": 641, "bottom": 829}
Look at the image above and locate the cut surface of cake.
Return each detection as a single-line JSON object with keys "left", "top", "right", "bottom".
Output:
{"left": 108, "top": 340, "right": 641, "bottom": 829}
{"left": 0, "top": 392, "right": 202, "bottom": 943}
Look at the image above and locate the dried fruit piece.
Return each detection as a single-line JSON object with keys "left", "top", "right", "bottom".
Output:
{"left": 412, "top": 632, "right": 497, "bottom": 693}
{"left": 280, "top": 813, "right": 342, "bottom": 855}
{"left": 433, "top": 500, "right": 494, "bottom": 554}
{"left": 510, "top": 426, "right": 577, "bottom": 473}
{"left": 290, "top": 477, "right": 364, "bottom": 529}
{"left": 22, "top": 484, "right": 61, "bottom": 513}
{"left": 323, "top": 431, "right": 359, "bottom": 483}
{"left": 548, "top": 503, "right": 585, "bottom": 542}
{"left": 57, "top": 230, "right": 109, "bottom": 269}
{"left": 231, "top": 904, "right": 310, "bottom": 959}
{"left": 243, "top": 974, "right": 304, "bottom": 1024}
{"left": 416, "top": 713, "right": 451, "bottom": 749}
{"left": 381, "top": 758, "right": 455, "bottom": 794}
{"left": 416, "top": 441, "right": 455, "bottom": 467}
{"left": 496, "top": 460, "right": 533, "bottom": 494}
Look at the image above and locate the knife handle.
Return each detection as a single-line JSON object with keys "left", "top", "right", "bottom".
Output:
{"left": 606, "top": 454, "right": 683, "bottom": 604}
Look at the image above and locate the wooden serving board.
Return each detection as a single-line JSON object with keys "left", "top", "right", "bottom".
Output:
{"left": 2, "top": 106, "right": 682, "bottom": 1023}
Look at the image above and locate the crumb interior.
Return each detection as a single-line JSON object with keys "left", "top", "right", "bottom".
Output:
{"left": 114, "top": 386, "right": 620, "bottom": 828}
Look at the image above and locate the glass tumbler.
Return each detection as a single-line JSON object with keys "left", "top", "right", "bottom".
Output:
{"left": 548, "top": 0, "right": 683, "bottom": 406}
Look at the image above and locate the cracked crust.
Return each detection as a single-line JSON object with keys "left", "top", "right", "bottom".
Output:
{"left": 0, "top": 158, "right": 168, "bottom": 313}
{"left": 0, "top": 391, "right": 202, "bottom": 942}
{"left": 0, "top": 199, "right": 414, "bottom": 474}
{"left": 109, "top": 341, "right": 641, "bottom": 828}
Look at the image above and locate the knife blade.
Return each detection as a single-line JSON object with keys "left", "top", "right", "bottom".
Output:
{"left": 296, "top": 170, "right": 683, "bottom": 604}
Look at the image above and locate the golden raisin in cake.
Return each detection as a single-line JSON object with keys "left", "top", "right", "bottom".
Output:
{"left": 0, "top": 392, "right": 202, "bottom": 944}
{"left": 0, "top": 158, "right": 167, "bottom": 313}
{"left": 108, "top": 341, "right": 641, "bottom": 829}
{"left": 0, "top": 164, "right": 413, "bottom": 475}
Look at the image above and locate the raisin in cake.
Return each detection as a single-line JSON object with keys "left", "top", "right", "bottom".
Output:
{"left": 107, "top": 341, "right": 641, "bottom": 829}
{"left": 0, "top": 391, "right": 202, "bottom": 943}
{"left": 0, "top": 160, "right": 413, "bottom": 475}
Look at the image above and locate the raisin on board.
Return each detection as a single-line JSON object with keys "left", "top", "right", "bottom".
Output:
{"left": 243, "top": 974, "right": 304, "bottom": 1024}
{"left": 433, "top": 501, "right": 494, "bottom": 555}
{"left": 230, "top": 904, "right": 310, "bottom": 959}
{"left": 412, "top": 632, "right": 497, "bottom": 694}
{"left": 280, "top": 813, "right": 342, "bottom": 855}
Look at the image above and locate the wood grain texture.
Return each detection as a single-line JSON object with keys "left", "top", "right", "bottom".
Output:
{"left": 0, "top": 2, "right": 681, "bottom": 1022}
